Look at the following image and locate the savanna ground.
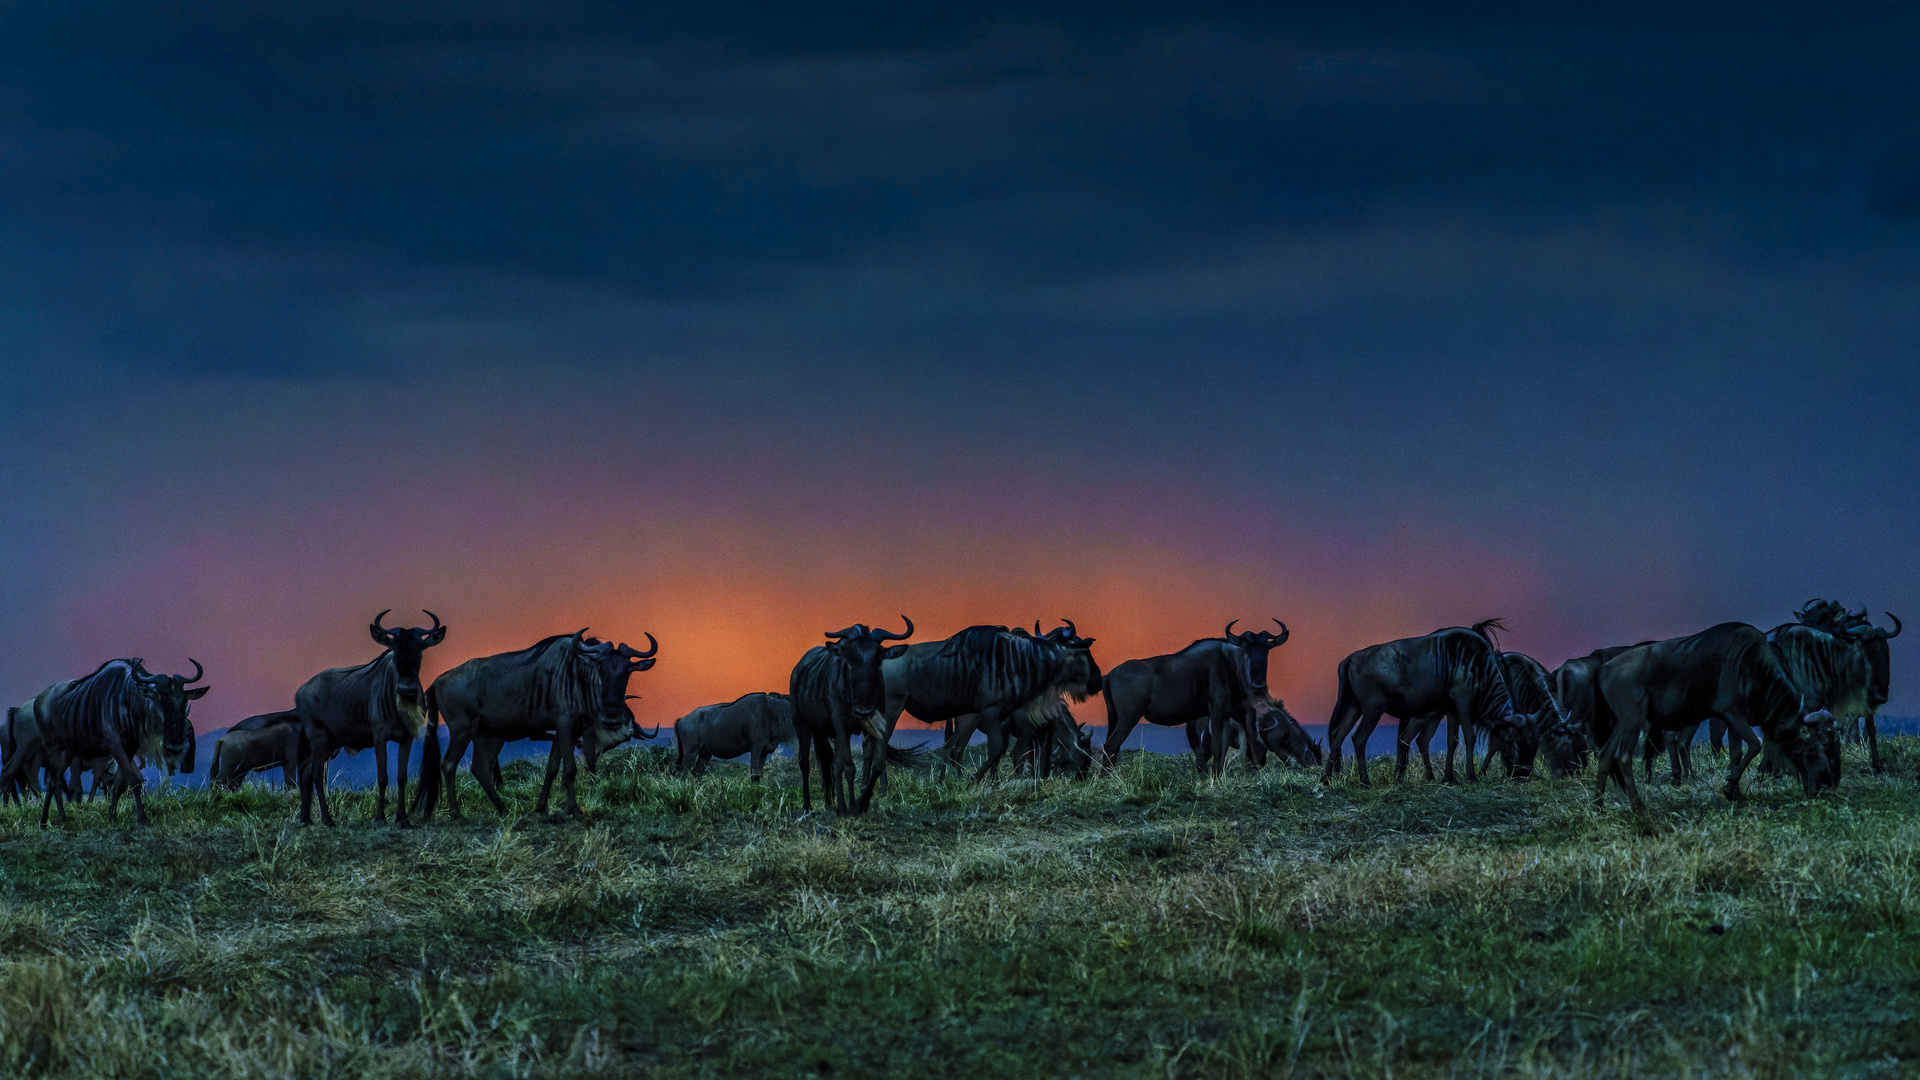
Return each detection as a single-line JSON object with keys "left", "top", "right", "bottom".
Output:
{"left": 2, "top": 738, "right": 1919, "bottom": 1079}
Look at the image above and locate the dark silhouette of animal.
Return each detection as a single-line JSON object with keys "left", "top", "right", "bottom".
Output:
{"left": 210, "top": 710, "right": 304, "bottom": 791}
{"left": 1786, "top": 600, "right": 1898, "bottom": 771}
{"left": 1591, "top": 623, "right": 1840, "bottom": 809}
{"left": 883, "top": 621, "right": 1101, "bottom": 782}
{"left": 1321, "top": 621, "right": 1520, "bottom": 785}
{"left": 296, "top": 610, "right": 445, "bottom": 827}
{"left": 1483, "top": 652, "right": 1580, "bottom": 779}
{"left": 11, "top": 659, "right": 205, "bottom": 826}
{"left": 791, "top": 618, "right": 915, "bottom": 814}
{"left": 415, "top": 629, "right": 656, "bottom": 819}
{"left": 675, "top": 692, "right": 794, "bottom": 780}
{"left": 1192, "top": 693, "right": 1322, "bottom": 769}
{"left": 1100, "top": 619, "right": 1289, "bottom": 775}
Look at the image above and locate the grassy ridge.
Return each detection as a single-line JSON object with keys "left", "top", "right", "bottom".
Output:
{"left": 2, "top": 742, "right": 1918, "bottom": 1078}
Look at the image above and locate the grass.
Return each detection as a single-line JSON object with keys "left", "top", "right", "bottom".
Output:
{"left": 2, "top": 739, "right": 1919, "bottom": 1078}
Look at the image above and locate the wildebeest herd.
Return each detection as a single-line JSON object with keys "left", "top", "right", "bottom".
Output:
{"left": 0, "top": 600, "right": 1900, "bottom": 824}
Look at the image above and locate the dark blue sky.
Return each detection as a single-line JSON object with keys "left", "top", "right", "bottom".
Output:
{"left": 2, "top": 1, "right": 1916, "bottom": 723}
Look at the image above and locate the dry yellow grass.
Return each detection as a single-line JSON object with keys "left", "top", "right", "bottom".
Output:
{"left": 1, "top": 739, "right": 1917, "bottom": 1078}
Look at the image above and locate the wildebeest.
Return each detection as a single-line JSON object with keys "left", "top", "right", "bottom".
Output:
{"left": 883, "top": 620, "right": 1102, "bottom": 783}
{"left": 792, "top": 617, "right": 915, "bottom": 814}
{"left": 414, "top": 629, "right": 657, "bottom": 819}
{"left": 1192, "top": 693, "right": 1323, "bottom": 769}
{"left": 12, "top": 658, "right": 207, "bottom": 826}
{"left": 1321, "top": 621, "right": 1520, "bottom": 785}
{"left": 1787, "top": 600, "right": 1899, "bottom": 771}
{"left": 210, "top": 710, "right": 304, "bottom": 791}
{"left": 675, "top": 692, "right": 794, "bottom": 780}
{"left": 1100, "top": 619, "right": 1289, "bottom": 775}
{"left": 1591, "top": 622, "right": 1840, "bottom": 809}
{"left": 297, "top": 610, "right": 445, "bottom": 827}
{"left": 1, "top": 700, "right": 49, "bottom": 803}
{"left": 1482, "top": 652, "right": 1580, "bottom": 779}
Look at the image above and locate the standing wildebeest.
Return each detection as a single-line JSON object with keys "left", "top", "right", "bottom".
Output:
{"left": 882, "top": 620, "right": 1102, "bottom": 783}
{"left": 210, "top": 710, "right": 304, "bottom": 791}
{"left": 1100, "top": 619, "right": 1289, "bottom": 775}
{"left": 14, "top": 658, "right": 206, "bottom": 826}
{"left": 674, "top": 692, "right": 794, "bottom": 780}
{"left": 297, "top": 610, "right": 445, "bottom": 827}
{"left": 417, "top": 630, "right": 657, "bottom": 819}
{"left": 792, "top": 618, "right": 915, "bottom": 814}
{"left": 1321, "top": 621, "right": 1520, "bottom": 785}
{"left": 1592, "top": 623, "right": 1840, "bottom": 809}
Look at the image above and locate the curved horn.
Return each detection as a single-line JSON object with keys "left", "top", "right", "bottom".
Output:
{"left": 635, "top": 723, "right": 660, "bottom": 739}
{"left": 872, "top": 616, "right": 914, "bottom": 641}
{"left": 184, "top": 658, "right": 204, "bottom": 685}
{"left": 422, "top": 610, "right": 442, "bottom": 632}
{"left": 1886, "top": 612, "right": 1903, "bottom": 639}
{"left": 372, "top": 609, "right": 393, "bottom": 633}
{"left": 617, "top": 633, "right": 659, "bottom": 660}
{"left": 1036, "top": 620, "right": 1045, "bottom": 637}
{"left": 824, "top": 624, "right": 864, "bottom": 640}
{"left": 1223, "top": 619, "right": 1239, "bottom": 638}
{"left": 1059, "top": 618, "right": 1076, "bottom": 639}
{"left": 1271, "top": 619, "right": 1289, "bottom": 646}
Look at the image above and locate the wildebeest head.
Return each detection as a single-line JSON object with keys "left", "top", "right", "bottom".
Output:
{"left": 572, "top": 631, "right": 659, "bottom": 770}
{"left": 825, "top": 617, "right": 914, "bottom": 723}
{"left": 1843, "top": 612, "right": 1901, "bottom": 709}
{"left": 1254, "top": 696, "right": 1321, "bottom": 767}
{"left": 1037, "top": 619, "right": 1102, "bottom": 700}
{"left": 370, "top": 609, "right": 446, "bottom": 736}
{"left": 1223, "top": 618, "right": 1290, "bottom": 692}
{"left": 132, "top": 658, "right": 208, "bottom": 775}
{"left": 1776, "top": 709, "right": 1842, "bottom": 794}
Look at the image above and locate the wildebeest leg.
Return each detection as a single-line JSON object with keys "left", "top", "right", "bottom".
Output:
{"left": 533, "top": 724, "right": 570, "bottom": 814}
{"left": 301, "top": 732, "right": 337, "bottom": 827}
{"left": 946, "top": 713, "right": 984, "bottom": 772}
{"left": 466, "top": 737, "right": 508, "bottom": 815}
{"left": 797, "top": 729, "right": 814, "bottom": 811}
{"left": 692, "top": 750, "right": 713, "bottom": 777}
{"left": 1592, "top": 698, "right": 1647, "bottom": 810}
{"left": 1719, "top": 712, "right": 1765, "bottom": 800}
{"left": 1186, "top": 720, "right": 1207, "bottom": 773}
{"left": 1417, "top": 719, "right": 1437, "bottom": 781}
{"left": 440, "top": 725, "right": 477, "bottom": 819}
{"left": 372, "top": 738, "right": 391, "bottom": 823}
{"left": 394, "top": 735, "right": 414, "bottom": 828}
{"left": 970, "top": 709, "right": 1010, "bottom": 783}
{"left": 749, "top": 742, "right": 767, "bottom": 782}
{"left": 1351, "top": 709, "right": 1387, "bottom": 786}
{"left": 833, "top": 723, "right": 857, "bottom": 814}
{"left": 1865, "top": 713, "right": 1884, "bottom": 773}
{"left": 1101, "top": 699, "right": 1144, "bottom": 773}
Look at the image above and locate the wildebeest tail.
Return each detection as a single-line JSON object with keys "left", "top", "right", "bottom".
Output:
{"left": 208, "top": 736, "right": 225, "bottom": 788}
{"left": 413, "top": 685, "right": 444, "bottom": 818}
{"left": 884, "top": 741, "right": 927, "bottom": 770}
{"left": 1328, "top": 655, "right": 1358, "bottom": 728}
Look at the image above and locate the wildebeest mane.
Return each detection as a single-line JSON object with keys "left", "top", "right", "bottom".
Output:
{"left": 483, "top": 632, "right": 604, "bottom": 722}
{"left": 926, "top": 625, "right": 1063, "bottom": 706}
{"left": 46, "top": 659, "right": 162, "bottom": 758}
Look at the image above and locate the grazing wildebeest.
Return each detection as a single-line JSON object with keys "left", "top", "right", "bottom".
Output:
{"left": 675, "top": 692, "right": 795, "bottom": 780}
{"left": 1592, "top": 622, "right": 1840, "bottom": 809}
{"left": 1099, "top": 619, "right": 1289, "bottom": 775}
{"left": 210, "top": 710, "right": 304, "bottom": 791}
{"left": 1483, "top": 652, "right": 1581, "bottom": 779}
{"left": 884, "top": 621, "right": 1102, "bottom": 782}
{"left": 1763, "top": 621, "right": 1871, "bottom": 776}
{"left": 1321, "top": 621, "right": 1520, "bottom": 785}
{"left": 297, "top": 610, "right": 445, "bottom": 827}
{"left": 792, "top": 618, "right": 915, "bottom": 814}
{"left": 1194, "top": 693, "right": 1322, "bottom": 769}
{"left": 16, "top": 658, "right": 206, "bottom": 826}
{"left": 1784, "top": 600, "right": 1899, "bottom": 771}
{"left": 416, "top": 629, "right": 657, "bottom": 820}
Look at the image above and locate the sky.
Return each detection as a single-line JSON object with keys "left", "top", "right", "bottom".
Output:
{"left": 2, "top": 1, "right": 1917, "bottom": 733}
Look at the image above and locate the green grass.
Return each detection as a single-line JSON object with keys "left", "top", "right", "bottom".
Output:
{"left": 3, "top": 739, "right": 1920, "bottom": 1078}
